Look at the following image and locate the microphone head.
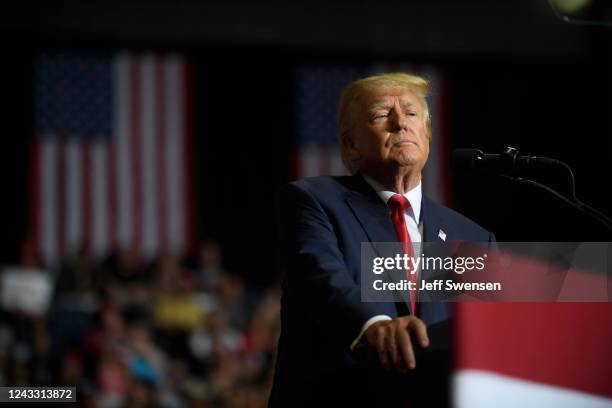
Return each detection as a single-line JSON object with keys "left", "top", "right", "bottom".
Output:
{"left": 450, "top": 149, "right": 484, "bottom": 170}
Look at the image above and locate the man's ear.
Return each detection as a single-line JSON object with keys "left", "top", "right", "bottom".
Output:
{"left": 342, "top": 132, "right": 361, "bottom": 160}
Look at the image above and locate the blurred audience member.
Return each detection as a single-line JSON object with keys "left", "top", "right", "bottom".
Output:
{"left": 0, "top": 237, "right": 280, "bottom": 407}
{"left": 196, "top": 240, "right": 226, "bottom": 291}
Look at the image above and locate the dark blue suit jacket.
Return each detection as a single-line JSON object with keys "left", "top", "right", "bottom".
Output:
{"left": 269, "top": 173, "right": 495, "bottom": 406}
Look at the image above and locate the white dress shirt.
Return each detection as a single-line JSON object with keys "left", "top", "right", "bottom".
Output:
{"left": 350, "top": 174, "right": 423, "bottom": 350}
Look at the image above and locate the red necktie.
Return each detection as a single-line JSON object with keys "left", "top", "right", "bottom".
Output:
{"left": 387, "top": 194, "right": 417, "bottom": 316}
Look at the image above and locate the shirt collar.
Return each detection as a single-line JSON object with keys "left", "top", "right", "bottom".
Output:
{"left": 362, "top": 173, "right": 422, "bottom": 224}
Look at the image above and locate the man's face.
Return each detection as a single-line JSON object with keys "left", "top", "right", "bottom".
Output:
{"left": 345, "top": 87, "right": 430, "bottom": 175}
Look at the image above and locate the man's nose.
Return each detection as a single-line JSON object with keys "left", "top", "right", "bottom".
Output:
{"left": 389, "top": 108, "right": 408, "bottom": 132}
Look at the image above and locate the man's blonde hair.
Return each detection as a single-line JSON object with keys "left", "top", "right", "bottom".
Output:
{"left": 337, "top": 72, "right": 432, "bottom": 174}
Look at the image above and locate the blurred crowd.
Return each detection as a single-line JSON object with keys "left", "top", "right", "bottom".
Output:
{"left": 0, "top": 240, "right": 281, "bottom": 407}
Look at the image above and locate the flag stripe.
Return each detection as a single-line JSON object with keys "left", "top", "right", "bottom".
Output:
{"left": 166, "top": 56, "right": 186, "bottom": 253}
{"left": 107, "top": 147, "right": 117, "bottom": 253}
{"left": 299, "top": 146, "right": 322, "bottom": 178}
{"left": 65, "top": 140, "right": 82, "bottom": 254}
{"left": 116, "top": 54, "right": 133, "bottom": 250}
{"left": 156, "top": 59, "right": 168, "bottom": 254}
{"left": 91, "top": 142, "right": 109, "bottom": 257}
{"left": 130, "top": 56, "right": 143, "bottom": 254}
{"left": 57, "top": 141, "right": 66, "bottom": 261}
{"left": 82, "top": 142, "right": 93, "bottom": 252}
{"left": 326, "top": 149, "right": 345, "bottom": 176}
{"left": 40, "top": 140, "right": 58, "bottom": 265}
{"left": 140, "top": 55, "right": 159, "bottom": 258}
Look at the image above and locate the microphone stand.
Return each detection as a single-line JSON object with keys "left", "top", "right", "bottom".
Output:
{"left": 497, "top": 148, "right": 612, "bottom": 232}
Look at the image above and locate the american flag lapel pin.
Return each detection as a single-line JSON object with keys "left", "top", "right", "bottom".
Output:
{"left": 438, "top": 229, "right": 447, "bottom": 241}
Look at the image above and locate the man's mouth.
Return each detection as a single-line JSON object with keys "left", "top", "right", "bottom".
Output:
{"left": 392, "top": 140, "right": 417, "bottom": 147}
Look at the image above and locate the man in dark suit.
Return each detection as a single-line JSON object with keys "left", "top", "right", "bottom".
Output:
{"left": 269, "top": 73, "right": 495, "bottom": 407}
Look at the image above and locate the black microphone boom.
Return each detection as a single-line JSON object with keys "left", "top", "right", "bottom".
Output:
{"left": 450, "top": 147, "right": 561, "bottom": 174}
{"left": 450, "top": 146, "right": 612, "bottom": 232}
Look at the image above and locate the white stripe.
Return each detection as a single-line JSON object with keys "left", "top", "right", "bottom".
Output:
{"left": 65, "top": 139, "right": 82, "bottom": 255}
{"left": 165, "top": 56, "right": 186, "bottom": 254}
{"left": 454, "top": 370, "right": 612, "bottom": 408}
{"left": 140, "top": 55, "right": 158, "bottom": 258}
{"left": 40, "top": 139, "right": 58, "bottom": 265}
{"left": 91, "top": 142, "right": 109, "bottom": 258}
{"left": 300, "top": 145, "right": 321, "bottom": 178}
{"left": 327, "top": 148, "right": 346, "bottom": 176}
{"left": 115, "top": 53, "right": 133, "bottom": 249}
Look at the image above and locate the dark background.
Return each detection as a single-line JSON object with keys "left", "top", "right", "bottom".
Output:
{"left": 1, "top": 0, "right": 610, "bottom": 285}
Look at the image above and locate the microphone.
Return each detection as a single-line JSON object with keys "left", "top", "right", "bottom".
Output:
{"left": 450, "top": 146, "right": 561, "bottom": 174}
{"left": 450, "top": 146, "right": 612, "bottom": 231}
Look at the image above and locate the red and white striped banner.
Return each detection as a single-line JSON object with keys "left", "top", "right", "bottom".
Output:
{"left": 454, "top": 303, "right": 612, "bottom": 407}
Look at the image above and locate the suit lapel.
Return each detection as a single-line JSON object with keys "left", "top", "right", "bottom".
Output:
{"left": 344, "top": 173, "right": 397, "bottom": 243}
{"left": 344, "top": 173, "right": 410, "bottom": 306}
{"left": 344, "top": 175, "right": 450, "bottom": 244}
{"left": 421, "top": 195, "right": 445, "bottom": 243}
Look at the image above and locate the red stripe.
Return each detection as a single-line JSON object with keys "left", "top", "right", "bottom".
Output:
{"left": 82, "top": 142, "right": 92, "bottom": 250}
{"left": 27, "top": 140, "right": 41, "bottom": 262}
{"left": 156, "top": 59, "right": 168, "bottom": 254}
{"left": 183, "top": 61, "right": 197, "bottom": 255}
{"left": 130, "top": 56, "right": 142, "bottom": 254}
{"left": 289, "top": 149, "right": 301, "bottom": 181}
{"left": 455, "top": 302, "right": 612, "bottom": 398}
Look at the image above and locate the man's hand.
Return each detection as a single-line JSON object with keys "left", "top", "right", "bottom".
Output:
{"left": 363, "top": 316, "right": 429, "bottom": 373}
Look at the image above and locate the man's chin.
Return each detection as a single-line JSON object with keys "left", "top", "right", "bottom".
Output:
{"left": 393, "top": 153, "right": 424, "bottom": 168}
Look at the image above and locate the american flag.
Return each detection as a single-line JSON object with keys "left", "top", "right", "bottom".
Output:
{"left": 293, "top": 63, "right": 451, "bottom": 205}
{"left": 28, "top": 52, "right": 195, "bottom": 266}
